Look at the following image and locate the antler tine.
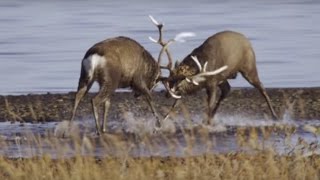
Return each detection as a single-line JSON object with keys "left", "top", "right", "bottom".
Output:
{"left": 203, "top": 62, "right": 208, "bottom": 72}
{"left": 149, "top": 16, "right": 196, "bottom": 72}
{"left": 149, "top": 15, "right": 160, "bottom": 26}
{"left": 192, "top": 56, "right": 228, "bottom": 76}
{"left": 186, "top": 55, "right": 228, "bottom": 86}
{"left": 148, "top": 36, "right": 158, "bottom": 43}
{"left": 185, "top": 65, "right": 228, "bottom": 86}
{"left": 191, "top": 55, "right": 202, "bottom": 72}
{"left": 199, "top": 65, "right": 228, "bottom": 76}
{"left": 157, "top": 41, "right": 174, "bottom": 70}
{"left": 149, "top": 15, "right": 173, "bottom": 71}
{"left": 148, "top": 15, "right": 164, "bottom": 45}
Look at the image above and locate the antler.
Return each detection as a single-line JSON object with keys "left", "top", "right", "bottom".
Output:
{"left": 149, "top": 15, "right": 195, "bottom": 72}
{"left": 185, "top": 56, "right": 228, "bottom": 85}
{"left": 149, "top": 15, "right": 173, "bottom": 71}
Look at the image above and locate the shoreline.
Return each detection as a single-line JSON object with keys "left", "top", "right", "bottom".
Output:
{"left": 0, "top": 87, "right": 319, "bottom": 123}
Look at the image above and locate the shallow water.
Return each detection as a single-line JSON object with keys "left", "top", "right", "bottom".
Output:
{"left": 0, "top": 111, "right": 319, "bottom": 158}
{"left": 0, "top": 0, "right": 320, "bottom": 95}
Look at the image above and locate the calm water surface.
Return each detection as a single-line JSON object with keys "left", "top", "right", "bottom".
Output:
{"left": 0, "top": 0, "right": 319, "bottom": 95}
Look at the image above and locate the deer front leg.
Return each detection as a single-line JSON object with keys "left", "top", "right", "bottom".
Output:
{"left": 210, "top": 81, "right": 231, "bottom": 116}
{"left": 163, "top": 99, "right": 180, "bottom": 121}
{"left": 206, "top": 85, "right": 218, "bottom": 125}
{"left": 144, "top": 92, "right": 162, "bottom": 128}
{"left": 134, "top": 80, "right": 162, "bottom": 128}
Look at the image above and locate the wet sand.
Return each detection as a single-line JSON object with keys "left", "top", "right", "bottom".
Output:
{"left": 0, "top": 87, "right": 319, "bottom": 123}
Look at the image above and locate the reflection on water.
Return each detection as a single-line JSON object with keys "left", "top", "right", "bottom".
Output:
{"left": 0, "top": 0, "right": 319, "bottom": 95}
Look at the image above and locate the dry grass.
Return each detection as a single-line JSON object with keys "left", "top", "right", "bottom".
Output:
{"left": 0, "top": 151, "right": 319, "bottom": 180}
{"left": 0, "top": 122, "right": 319, "bottom": 180}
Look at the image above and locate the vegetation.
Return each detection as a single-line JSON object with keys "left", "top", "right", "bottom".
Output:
{"left": 0, "top": 123, "right": 319, "bottom": 180}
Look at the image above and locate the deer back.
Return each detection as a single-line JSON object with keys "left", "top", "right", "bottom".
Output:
{"left": 174, "top": 31, "right": 255, "bottom": 82}
{"left": 83, "top": 36, "right": 160, "bottom": 89}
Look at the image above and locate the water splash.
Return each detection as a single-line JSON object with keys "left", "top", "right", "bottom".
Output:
{"left": 54, "top": 120, "right": 81, "bottom": 138}
{"left": 213, "top": 109, "right": 297, "bottom": 128}
{"left": 123, "top": 112, "right": 176, "bottom": 134}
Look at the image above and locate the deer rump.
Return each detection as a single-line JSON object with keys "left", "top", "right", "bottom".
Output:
{"left": 163, "top": 31, "right": 278, "bottom": 124}
{"left": 80, "top": 36, "right": 159, "bottom": 90}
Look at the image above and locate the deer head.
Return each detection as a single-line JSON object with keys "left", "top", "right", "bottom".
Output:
{"left": 149, "top": 15, "right": 227, "bottom": 99}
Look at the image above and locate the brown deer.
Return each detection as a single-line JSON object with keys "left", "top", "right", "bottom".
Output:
{"left": 69, "top": 16, "right": 204, "bottom": 134}
{"left": 70, "top": 36, "right": 163, "bottom": 135}
{"left": 154, "top": 29, "right": 279, "bottom": 124}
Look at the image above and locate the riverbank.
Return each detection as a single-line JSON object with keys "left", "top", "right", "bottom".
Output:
{"left": 0, "top": 87, "right": 319, "bottom": 123}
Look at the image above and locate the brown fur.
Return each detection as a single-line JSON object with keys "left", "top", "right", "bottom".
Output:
{"left": 71, "top": 36, "right": 161, "bottom": 134}
{"left": 168, "top": 31, "right": 278, "bottom": 124}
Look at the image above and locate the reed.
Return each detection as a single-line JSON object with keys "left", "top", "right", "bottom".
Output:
{"left": 0, "top": 115, "right": 319, "bottom": 179}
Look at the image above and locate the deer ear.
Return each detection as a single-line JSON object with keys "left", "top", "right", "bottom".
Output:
{"left": 174, "top": 60, "right": 180, "bottom": 68}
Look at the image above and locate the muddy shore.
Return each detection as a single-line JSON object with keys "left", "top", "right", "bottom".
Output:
{"left": 0, "top": 87, "right": 319, "bottom": 123}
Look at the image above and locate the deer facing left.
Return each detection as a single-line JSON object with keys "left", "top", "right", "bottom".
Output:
{"left": 70, "top": 36, "right": 162, "bottom": 135}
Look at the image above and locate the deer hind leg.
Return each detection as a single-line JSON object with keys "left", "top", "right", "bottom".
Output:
{"left": 102, "top": 99, "right": 111, "bottom": 133}
{"left": 92, "top": 84, "right": 113, "bottom": 135}
{"left": 70, "top": 80, "right": 93, "bottom": 122}
{"left": 240, "top": 69, "right": 278, "bottom": 120}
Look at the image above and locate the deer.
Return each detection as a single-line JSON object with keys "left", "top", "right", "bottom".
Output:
{"left": 69, "top": 36, "right": 164, "bottom": 135}
{"left": 148, "top": 16, "right": 234, "bottom": 125}
{"left": 69, "top": 16, "right": 201, "bottom": 135}
{"left": 150, "top": 19, "right": 279, "bottom": 125}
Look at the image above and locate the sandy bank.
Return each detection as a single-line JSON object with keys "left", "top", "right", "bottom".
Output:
{"left": 0, "top": 88, "right": 319, "bottom": 122}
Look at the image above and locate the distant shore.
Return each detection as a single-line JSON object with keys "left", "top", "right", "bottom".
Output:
{"left": 0, "top": 87, "right": 319, "bottom": 123}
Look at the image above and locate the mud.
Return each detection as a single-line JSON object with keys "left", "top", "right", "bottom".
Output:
{"left": 0, "top": 87, "right": 319, "bottom": 123}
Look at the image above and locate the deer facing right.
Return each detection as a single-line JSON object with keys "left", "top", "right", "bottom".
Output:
{"left": 70, "top": 36, "right": 162, "bottom": 135}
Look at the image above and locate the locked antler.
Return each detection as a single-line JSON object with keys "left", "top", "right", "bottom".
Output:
{"left": 185, "top": 56, "right": 228, "bottom": 85}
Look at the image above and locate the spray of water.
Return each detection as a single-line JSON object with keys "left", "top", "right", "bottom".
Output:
{"left": 50, "top": 108, "right": 320, "bottom": 138}
{"left": 54, "top": 120, "right": 80, "bottom": 138}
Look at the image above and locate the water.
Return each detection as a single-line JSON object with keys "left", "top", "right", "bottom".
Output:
{"left": 0, "top": 0, "right": 320, "bottom": 95}
{"left": 0, "top": 111, "right": 319, "bottom": 158}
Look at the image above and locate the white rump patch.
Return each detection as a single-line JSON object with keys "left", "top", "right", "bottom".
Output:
{"left": 82, "top": 54, "right": 106, "bottom": 80}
